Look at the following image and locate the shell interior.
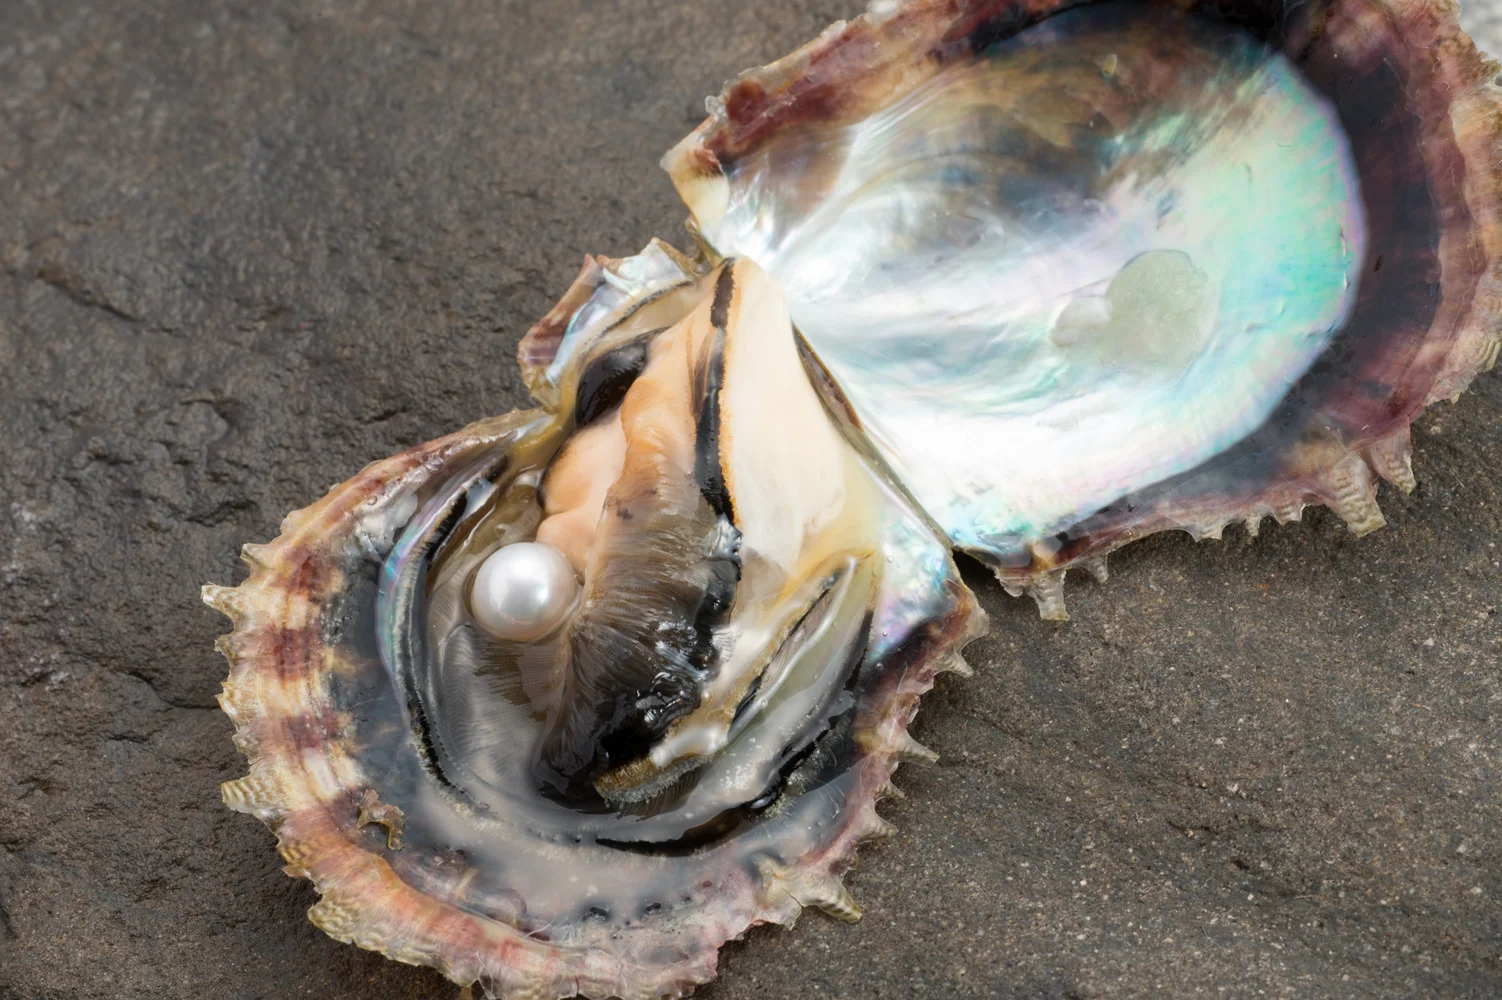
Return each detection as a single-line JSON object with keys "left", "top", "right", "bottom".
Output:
{"left": 702, "top": 4, "right": 1367, "bottom": 560}
{"left": 667, "top": 0, "right": 1502, "bottom": 608}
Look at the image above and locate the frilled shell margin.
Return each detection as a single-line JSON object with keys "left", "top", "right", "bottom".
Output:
{"left": 204, "top": 272, "right": 984, "bottom": 998}
{"left": 665, "top": 0, "right": 1502, "bottom": 619}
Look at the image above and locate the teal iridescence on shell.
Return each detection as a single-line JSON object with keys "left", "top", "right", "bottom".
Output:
{"left": 704, "top": 4, "right": 1366, "bottom": 563}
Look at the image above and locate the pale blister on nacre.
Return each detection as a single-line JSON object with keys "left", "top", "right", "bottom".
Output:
{"left": 205, "top": 0, "right": 1502, "bottom": 996}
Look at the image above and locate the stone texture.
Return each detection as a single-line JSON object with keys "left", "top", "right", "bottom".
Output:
{"left": 0, "top": 2, "right": 1497, "bottom": 998}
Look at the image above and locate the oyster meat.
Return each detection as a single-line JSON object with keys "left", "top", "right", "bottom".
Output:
{"left": 205, "top": 0, "right": 1501, "bottom": 996}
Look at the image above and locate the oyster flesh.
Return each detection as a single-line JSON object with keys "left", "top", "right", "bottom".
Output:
{"left": 204, "top": 0, "right": 1502, "bottom": 996}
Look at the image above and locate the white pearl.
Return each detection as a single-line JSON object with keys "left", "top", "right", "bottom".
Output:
{"left": 469, "top": 541, "right": 579, "bottom": 643}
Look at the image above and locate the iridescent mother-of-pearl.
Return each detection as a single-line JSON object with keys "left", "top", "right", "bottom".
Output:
{"left": 703, "top": 4, "right": 1366, "bottom": 562}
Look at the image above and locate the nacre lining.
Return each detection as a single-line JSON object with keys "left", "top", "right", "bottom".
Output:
{"left": 702, "top": 4, "right": 1366, "bottom": 560}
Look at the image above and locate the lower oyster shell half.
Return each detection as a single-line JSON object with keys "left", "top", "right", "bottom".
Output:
{"left": 208, "top": 246, "right": 981, "bottom": 1000}
{"left": 205, "top": 0, "right": 1501, "bottom": 997}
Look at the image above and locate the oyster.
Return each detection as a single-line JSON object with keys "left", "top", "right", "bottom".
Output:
{"left": 204, "top": 0, "right": 1501, "bottom": 997}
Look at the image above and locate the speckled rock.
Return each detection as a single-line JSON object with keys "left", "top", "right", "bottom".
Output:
{"left": 0, "top": 2, "right": 1497, "bottom": 998}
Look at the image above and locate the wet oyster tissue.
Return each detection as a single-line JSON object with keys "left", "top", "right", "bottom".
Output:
{"left": 204, "top": 0, "right": 1502, "bottom": 996}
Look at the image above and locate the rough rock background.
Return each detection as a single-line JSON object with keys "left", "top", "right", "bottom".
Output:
{"left": 0, "top": 1, "right": 1497, "bottom": 997}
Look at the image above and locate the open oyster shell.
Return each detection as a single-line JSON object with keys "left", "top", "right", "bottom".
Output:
{"left": 205, "top": 0, "right": 1501, "bottom": 997}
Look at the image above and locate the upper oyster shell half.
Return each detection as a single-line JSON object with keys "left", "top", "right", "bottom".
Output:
{"left": 668, "top": 0, "right": 1502, "bottom": 617}
{"left": 206, "top": 0, "right": 1502, "bottom": 997}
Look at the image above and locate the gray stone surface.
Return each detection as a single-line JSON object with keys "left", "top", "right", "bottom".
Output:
{"left": 0, "top": 1, "right": 1497, "bottom": 998}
